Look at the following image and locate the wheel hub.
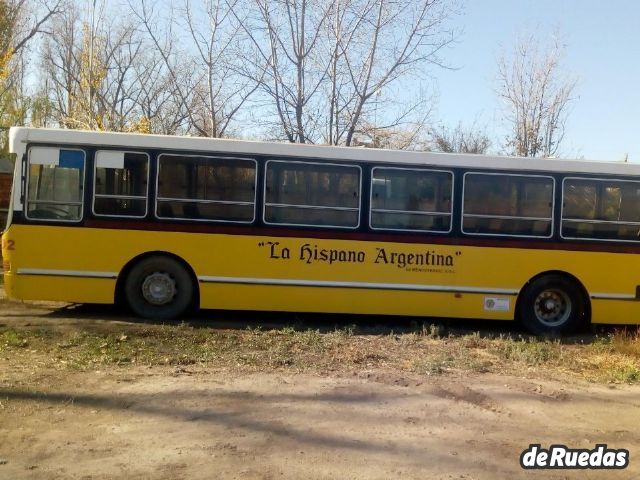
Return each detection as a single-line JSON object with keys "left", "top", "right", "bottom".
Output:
{"left": 534, "top": 289, "right": 571, "bottom": 327}
{"left": 141, "top": 272, "right": 176, "bottom": 305}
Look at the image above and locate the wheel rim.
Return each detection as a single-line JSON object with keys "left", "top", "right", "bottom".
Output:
{"left": 533, "top": 288, "right": 572, "bottom": 327}
{"left": 141, "top": 272, "right": 177, "bottom": 305}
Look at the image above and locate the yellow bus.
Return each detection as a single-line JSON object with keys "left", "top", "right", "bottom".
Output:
{"left": 3, "top": 127, "right": 640, "bottom": 334}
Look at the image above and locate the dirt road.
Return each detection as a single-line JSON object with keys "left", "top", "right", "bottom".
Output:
{"left": 1, "top": 299, "right": 639, "bottom": 479}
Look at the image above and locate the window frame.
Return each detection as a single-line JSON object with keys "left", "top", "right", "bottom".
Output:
{"left": 263, "top": 159, "right": 363, "bottom": 230}
{"left": 92, "top": 150, "right": 150, "bottom": 219}
{"left": 461, "top": 171, "right": 556, "bottom": 239}
{"left": 561, "top": 176, "right": 640, "bottom": 243}
{"left": 25, "top": 146, "right": 86, "bottom": 224}
{"left": 369, "top": 166, "right": 454, "bottom": 234}
{"left": 154, "top": 153, "right": 258, "bottom": 224}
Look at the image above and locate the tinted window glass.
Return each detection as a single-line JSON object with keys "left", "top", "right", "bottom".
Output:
{"left": 463, "top": 174, "right": 553, "bottom": 237}
{"left": 157, "top": 154, "right": 256, "bottom": 222}
{"left": 563, "top": 180, "right": 597, "bottom": 220}
{"left": 562, "top": 178, "right": 640, "bottom": 241}
{"left": 265, "top": 206, "right": 359, "bottom": 226}
{"left": 371, "top": 212, "right": 450, "bottom": 231}
{"left": 264, "top": 161, "right": 360, "bottom": 227}
{"left": 371, "top": 168, "right": 452, "bottom": 232}
{"left": 156, "top": 201, "right": 254, "bottom": 222}
{"left": 158, "top": 155, "right": 255, "bottom": 203}
{"left": 94, "top": 151, "right": 148, "bottom": 217}
{"left": 27, "top": 148, "right": 84, "bottom": 221}
{"left": 464, "top": 174, "right": 553, "bottom": 218}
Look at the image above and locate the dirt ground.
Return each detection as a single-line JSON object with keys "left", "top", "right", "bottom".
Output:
{"left": 1, "top": 298, "right": 639, "bottom": 479}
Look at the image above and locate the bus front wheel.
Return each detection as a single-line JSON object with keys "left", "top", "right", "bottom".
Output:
{"left": 518, "top": 274, "right": 586, "bottom": 336}
{"left": 124, "top": 256, "right": 194, "bottom": 320}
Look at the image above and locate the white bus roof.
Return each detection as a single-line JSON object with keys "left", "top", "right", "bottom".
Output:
{"left": 9, "top": 126, "right": 640, "bottom": 176}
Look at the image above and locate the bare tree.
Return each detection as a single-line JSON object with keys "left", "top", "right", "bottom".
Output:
{"left": 41, "top": 2, "right": 149, "bottom": 131}
{"left": 233, "top": 0, "right": 332, "bottom": 143}
{"left": 236, "top": 0, "right": 457, "bottom": 146}
{"left": 0, "top": 0, "right": 62, "bottom": 88}
{"left": 132, "top": 48, "right": 190, "bottom": 135}
{"left": 351, "top": 121, "right": 430, "bottom": 150}
{"left": 0, "top": 0, "right": 61, "bottom": 152}
{"left": 497, "top": 35, "right": 577, "bottom": 158}
{"left": 40, "top": 0, "right": 188, "bottom": 134}
{"left": 332, "top": 0, "right": 456, "bottom": 147}
{"left": 39, "top": 2, "right": 81, "bottom": 127}
{"left": 130, "top": 1, "right": 203, "bottom": 134}
{"left": 129, "top": 0, "right": 257, "bottom": 138}
{"left": 180, "top": 0, "right": 260, "bottom": 137}
{"left": 8, "top": 0, "right": 458, "bottom": 149}
{"left": 430, "top": 122, "right": 491, "bottom": 154}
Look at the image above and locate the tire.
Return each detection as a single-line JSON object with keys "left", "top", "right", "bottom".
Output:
{"left": 518, "top": 274, "right": 587, "bottom": 336}
{"left": 124, "top": 256, "right": 194, "bottom": 320}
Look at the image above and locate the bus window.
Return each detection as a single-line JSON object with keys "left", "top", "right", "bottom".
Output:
{"left": 264, "top": 161, "right": 361, "bottom": 228}
{"left": 26, "top": 147, "right": 85, "bottom": 221}
{"left": 462, "top": 173, "right": 554, "bottom": 237}
{"left": 370, "top": 167, "right": 452, "bottom": 232}
{"left": 562, "top": 178, "right": 640, "bottom": 241}
{"left": 93, "top": 151, "right": 149, "bottom": 217}
{"left": 156, "top": 154, "right": 256, "bottom": 222}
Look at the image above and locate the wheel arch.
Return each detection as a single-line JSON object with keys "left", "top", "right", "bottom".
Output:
{"left": 515, "top": 270, "right": 592, "bottom": 325}
{"left": 115, "top": 251, "right": 200, "bottom": 310}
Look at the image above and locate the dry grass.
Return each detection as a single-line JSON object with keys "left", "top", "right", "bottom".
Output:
{"left": 2, "top": 319, "right": 639, "bottom": 384}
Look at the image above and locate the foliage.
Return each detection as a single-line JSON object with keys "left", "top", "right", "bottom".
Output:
{"left": 0, "top": 0, "right": 16, "bottom": 83}
{"left": 430, "top": 123, "right": 491, "bottom": 154}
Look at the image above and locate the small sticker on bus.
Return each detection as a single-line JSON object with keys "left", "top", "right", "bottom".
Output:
{"left": 484, "top": 297, "right": 510, "bottom": 312}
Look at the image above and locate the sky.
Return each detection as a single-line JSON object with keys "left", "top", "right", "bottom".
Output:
{"left": 433, "top": 0, "right": 640, "bottom": 161}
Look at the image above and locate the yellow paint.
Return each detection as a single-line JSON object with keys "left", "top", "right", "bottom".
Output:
{"left": 2, "top": 223, "right": 640, "bottom": 324}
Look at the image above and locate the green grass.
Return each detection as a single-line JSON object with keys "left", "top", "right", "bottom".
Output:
{"left": 490, "top": 337, "right": 562, "bottom": 365}
{"left": 610, "top": 364, "right": 640, "bottom": 383}
{"left": 1, "top": 327, "right": 28, "bottom": 347}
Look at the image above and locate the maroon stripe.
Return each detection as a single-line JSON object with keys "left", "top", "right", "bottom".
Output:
{"left": 81, "top": 218, "right": 640, "bottom": 255}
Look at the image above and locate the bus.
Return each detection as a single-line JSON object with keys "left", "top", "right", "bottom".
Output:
{"left": 2, "top": 127, "right": 640, "bottom": 335}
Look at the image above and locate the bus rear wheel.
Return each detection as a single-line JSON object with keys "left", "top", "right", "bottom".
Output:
{"left": 518, "top": 274, "right": 586, "bottom": 336}
{"left": 124, "top": 256, "right": 194, "bottom": 320}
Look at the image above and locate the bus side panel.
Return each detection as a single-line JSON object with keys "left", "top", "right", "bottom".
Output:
{"left": 199, "top": 284, "right": 515, "bottom": 320}
{"left": 591, "top": 300, "right": 640, "bottom": 325}
{"left": 5, "top": 223, "right": 640, "bottom": 325}
{"left": 12, "top": 276, "right": 114, "bottom": 304}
